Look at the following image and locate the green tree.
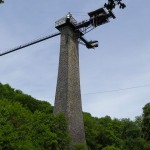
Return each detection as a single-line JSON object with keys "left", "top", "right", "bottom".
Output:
{"left": 1, "top": 83, "right": 147, "bottom": 150}
{"left": 83, "top": 112, "right": 100, "bottom": 149}
{"left": 96, "top": 116, "right": 122, "bottom": 149}
{"left": 142, "top": 103, "right": 150, "bottom": 142}
{"left": 72, "top": 143, "right": 88, "bottom": 150}
{"left": 14, "top": 94, "right": 53, "bottom": 113}
{"left": 0, "top": 83, "right": 53, "bottom": 113}
{"left": 83, "top": 114, "right": 123, "bottom": 150}
{"left": 0, "top": 99, "right": 35, "bottom": 149}
{"left": 0, "top": 99, "right": 70, "bottom": 150}
{"left": 0, "top": 83, "right": 15, "bottom": 100}
{"left": 0, "top": 83, "right": 70, "bottom": 149}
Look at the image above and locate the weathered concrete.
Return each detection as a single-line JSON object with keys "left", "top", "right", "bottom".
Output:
{"left": 54, "top": 26, "right": 85, "bottom": 145}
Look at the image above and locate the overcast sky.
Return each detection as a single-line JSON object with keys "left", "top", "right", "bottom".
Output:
{"left": 0, "top": 0, "right": 150, "bottom": 120}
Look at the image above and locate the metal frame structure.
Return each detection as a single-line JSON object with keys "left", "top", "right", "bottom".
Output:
{"left": 0, "top": 7, "right": 115, "bottom": 57}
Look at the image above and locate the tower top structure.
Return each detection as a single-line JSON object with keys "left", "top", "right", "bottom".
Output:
{"left": 0, "top": 7, "right": 115, "bottom": 56}
{"left": 55, "top": 12, "right": 77, "bottom": 30}
{"left": 55, "top": 8, "right": 115, "bottom": 49}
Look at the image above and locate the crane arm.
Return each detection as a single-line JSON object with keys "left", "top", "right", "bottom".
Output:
{"left": 0, "top": 32, "right": 60, "bottom": 56}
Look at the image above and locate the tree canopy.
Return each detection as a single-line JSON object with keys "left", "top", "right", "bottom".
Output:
{"left": 0, "top": 83, "right": 70, "bottom": 149}
{"left": 0, "top": 83, "right": 149, "bottom": 150}
{"left": 142, "top": 103, "right": 150, "bottom": 143}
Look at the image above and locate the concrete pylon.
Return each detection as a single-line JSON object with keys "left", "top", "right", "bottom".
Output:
{"left": 54, "top": 25, "right": 86, "bottom": 146}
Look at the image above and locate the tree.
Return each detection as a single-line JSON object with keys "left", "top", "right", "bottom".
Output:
{"left": 96, "top": 116, "right": 122, "bottom": 149}
{"left": 0, "top": 99, "right": 35, "bottom": 149}
{"left": 83, "top": 112, "right": 100, "bottom": 149}
{"left": 1, "top": 83, "right": 149, "bottom": 150}
{"left": 0, "top": 99, "right": 70, "bottom": 150}
{"left": 0, "top": 83, "right": 53, "bottom": 113}
{"left": 142, "top": 103, "right": 150, "bottom": 141}
{"left": 0, "top": 83, "right": 70, "bottom": 149}
{"left": 104, "top": 0, "right": 126, "bottom": 10}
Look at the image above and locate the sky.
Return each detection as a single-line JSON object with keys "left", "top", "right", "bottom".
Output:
{"left": 0, "top": 0, "right": 150, "bottom": 120}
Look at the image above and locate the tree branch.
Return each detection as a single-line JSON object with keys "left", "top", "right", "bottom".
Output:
{"left": 104, "top": 0, "right": 126, "bottom": 11}
{"left": 0, "top": 0, "right": 4, "bottom": 4}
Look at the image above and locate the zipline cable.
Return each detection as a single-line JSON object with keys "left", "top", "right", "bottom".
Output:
{"left": 35, "top": 84, "right": 150, "bottom": 100}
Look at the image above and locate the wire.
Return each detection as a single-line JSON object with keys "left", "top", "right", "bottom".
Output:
{"left": 0, "top": 32, "right": 60, "bottom": 56}
{"left": 83, "top": 84, "right": 150, "bottom": 95}
{"left": 35, "top": 84, "right": 150, "bottom": 100}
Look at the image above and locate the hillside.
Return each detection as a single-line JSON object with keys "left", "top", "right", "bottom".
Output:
{"left": 0, "top": 83, "right": 150, "bottom": 150}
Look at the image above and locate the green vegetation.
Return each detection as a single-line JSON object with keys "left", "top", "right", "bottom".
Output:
{"left": 83, "top": 113, "right": 150, "bottom": 150}
{"left": 0, "top": 83, "right": 70, "bottom": 149}
{"left": 0, "top": 83, "right": 149, "bottom": 150}
{"left": 72, "top": 143, "right": 88, "bottom": 150}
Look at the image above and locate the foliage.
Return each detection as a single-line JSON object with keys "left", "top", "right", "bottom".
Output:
{"left": 0, "top": 83, "right": 53, "bottom": 113}
{"left": 0, "top": 99, "right": 35, "bottom": 149}
{"left": 0, "top": 83, "right": 70, "bottom": 150}
{"left": 102, "top": 145, "right": 121, "bottom": 150}
{"left": 72, "top": 143, "right": 88, "bottom": 150}
{"left": 83, "top": 112, "right": 149, "bottom": 150}
{"left": 0, "top": 83, "right": 149, "bottom": 150}
{"left": 0, "top": 0, "right": 4, "bottom": 4}
{"left": 104, "top": 0, "right": 126, "bottom": 11}
{"left": 144, "top": 142, "right": 150, "bottom": 150}
{"left": 142, "top": 103, "right": 150, "bottom": 141}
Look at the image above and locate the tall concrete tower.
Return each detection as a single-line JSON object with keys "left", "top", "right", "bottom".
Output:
{"left": 0, "top": 6, "right": 115, "bottom": 148}
{"left": 54, "top": 13, "right": 86, "bottom": 145}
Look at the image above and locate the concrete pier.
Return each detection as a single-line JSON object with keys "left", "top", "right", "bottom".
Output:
{"left": 54, "top": 25, "right": 85, "bottom": 145}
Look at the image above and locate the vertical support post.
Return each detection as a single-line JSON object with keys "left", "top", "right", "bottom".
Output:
{"left": 54, "top": 25, "right": 85, "bottom": 146}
